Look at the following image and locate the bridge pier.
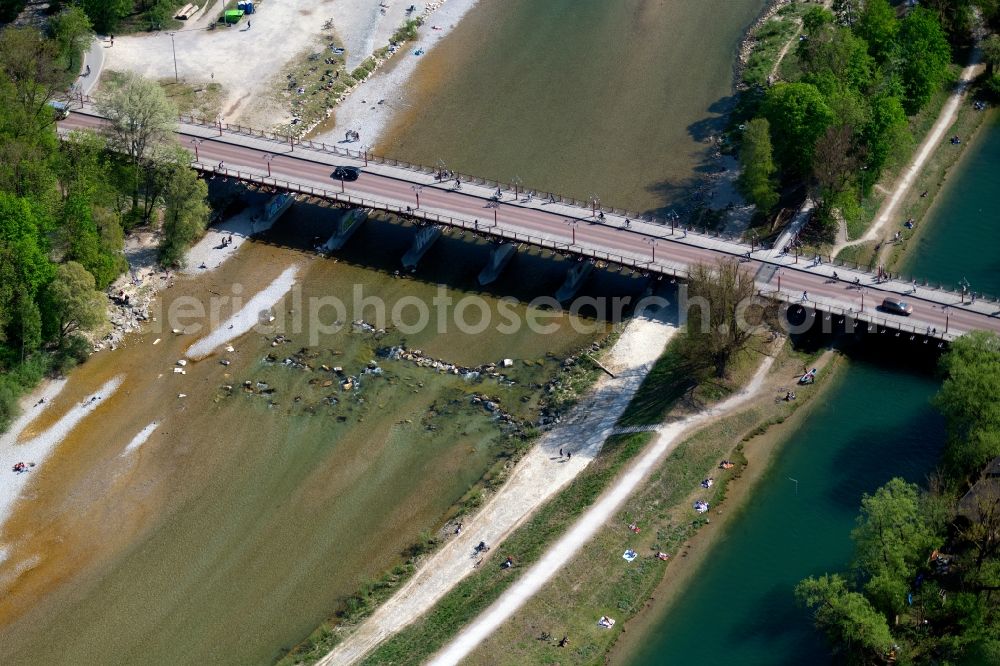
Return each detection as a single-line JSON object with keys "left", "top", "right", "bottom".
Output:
{"left": 555, "top": 261, "right": 594, "bottom": 302}
{"left": 252, "top": 193, "right": 294, "bottom": 234}
{"left": 401, "top": 226, "right": 442, "bottom": 270}
{"left": 478, "top": 243, "right": 516, "bottom": 286}
{"left": 322, "top": 208, "right": 369, "bottom": 252}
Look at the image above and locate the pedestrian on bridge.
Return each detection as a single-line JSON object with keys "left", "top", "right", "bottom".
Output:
{"left": 802, "top": 291, "right": 809, "bottom": 302}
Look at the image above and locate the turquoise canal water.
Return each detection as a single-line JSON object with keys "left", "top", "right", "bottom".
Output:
{"left": 903, "top": 112, "right": 1000, "bottom": 297}
{"left": 630, "top": 108, "right": 1000, "bottom": 666}
{"left": 631, "top": 360, "right": 945, "bottom": 665}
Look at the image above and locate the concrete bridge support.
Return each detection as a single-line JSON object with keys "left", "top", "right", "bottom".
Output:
{"left": 250, "top": 193, "right": 295, "bottom": 235}
{"left": 401, "top": 226, "right": 442, "bottom": 270}
{"left": 555, "top": 260, "right": 594, "bottom": 302}
{"left": 323, "top": 207, "right": 370, "bottom": 252}
{"left": 478, "top": 243, "right": 516, "bottom": 286}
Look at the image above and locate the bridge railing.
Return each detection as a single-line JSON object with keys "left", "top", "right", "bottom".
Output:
{"left": 195, "top": 162, "right": 696, "bottom": 281}
{"left": 795, "top": 249, "right": 999, "bottom": 303}
{"left": 71, "top": 100, "right": 997, "bottom": 305}
{"left": 760, "top": 288, "right": 955, "bottom": 341}
{"left": 70, "top": 96, "right": 767, "bottom": 250}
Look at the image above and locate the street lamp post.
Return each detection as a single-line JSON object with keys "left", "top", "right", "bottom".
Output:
{"left": 646, "top": 238, "right": 657, "bottom": 264}
{"left": 776, "top": 270, "right": 782, "bottom": 294}
{"left": 412, "top": 184, "right": 423, "bottom": 209}
{"left": 167, "top": 33, "right": 178, "bottom": 82}
{"left": 217, "top": 114, "right": 224, "bottom": 136}
{"left": 750, "top": 229, "right": 758, "bottom": 252}
{"left": 512, "top": 175, "right": 523, "bottom": 200}
{"left": 190, "top": 138, "right": 203, "bottom": 162}
{"left": 263, "top": 153, "right": 274, "bottom": 177}
{"left": 959, "top": 277, "right": 970, "bottom": 304}
{"left": 566, "top": 220, "right": 579, "bottom": 245}
{"left": 362, "top": 145, "right": 370, "bottom": 167}
{"left": 589, "top": 194, "right": 601, "bottom": 218}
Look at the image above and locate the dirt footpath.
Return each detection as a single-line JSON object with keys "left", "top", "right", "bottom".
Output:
{"left": 317, "top": 310, "right": 679, "bottom": 665}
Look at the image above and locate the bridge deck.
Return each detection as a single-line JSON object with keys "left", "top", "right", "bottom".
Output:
{"left": 58, "top": 106, "right": 1000, "bottom": 341}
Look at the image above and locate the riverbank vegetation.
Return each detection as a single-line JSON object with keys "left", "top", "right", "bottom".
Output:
{"left": 347, "top": 339, "right": 826, "bottom": 666}
{"left": 797, "top": 330, "right": 1000, "bottom": 664}
{"left": 320, "top": 261, "right": 797, "bottom": 664}
{"left": 0, "top": 19, "right": 210, "bottom": 431}
{"left": 736, "top": 0, "right": 996, "bottom": 243}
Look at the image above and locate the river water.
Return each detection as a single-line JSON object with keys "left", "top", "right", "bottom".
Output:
{"left": 629, "top": 358, "right": 944, "bottom": 665}
{"left": 629, "top": 112, "right": 1000, "bottom": 665}
{"left": 379, "top": 0, "right": 765, "bottom": 214}
{"left": 903, "top": 111, "right": 1000, "bottom": 297}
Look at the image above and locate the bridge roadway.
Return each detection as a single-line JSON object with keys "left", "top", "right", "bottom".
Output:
{"left": 59, "top": 106, "right": 1000, "bottom": 342}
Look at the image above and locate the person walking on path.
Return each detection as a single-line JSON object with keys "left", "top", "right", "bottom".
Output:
{"left": 559, "top": 448, "right": 563, "bottom": 457}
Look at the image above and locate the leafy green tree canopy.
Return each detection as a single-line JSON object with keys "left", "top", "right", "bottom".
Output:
{"left": 738, "top": 118, "right": 779, "bottom": 212}
{"left": 761, "top": 82, "right": 835, "bottom": 177}
{"left": 47, "top": 260, "right": 105, "bottom": 344}
{"left": 897, "top": 7, "right": 952, "bottom": 113}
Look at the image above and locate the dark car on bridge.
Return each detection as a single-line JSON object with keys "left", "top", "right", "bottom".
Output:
{"left": 331, "top": 166, "right": 361, "bottom": 181}
{"left": 879, "top": 297, "right": 914, "bottom": 316}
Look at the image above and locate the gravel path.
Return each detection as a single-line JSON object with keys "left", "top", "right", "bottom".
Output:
{"left": 429, "top": 353, "right": 777, "bottom": 665}
{"left": 831, "top": 51, "right": 985, "bottom": 256}
{"left": 318, "top": 308, "right": 679, "bottom": 665}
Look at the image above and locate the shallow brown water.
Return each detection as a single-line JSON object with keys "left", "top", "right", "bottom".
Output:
{"left": 379, "top": 0, "right": 766, "bottom": 214}
{"left": 0, "top": 203, "right": 629, "bottom": 665}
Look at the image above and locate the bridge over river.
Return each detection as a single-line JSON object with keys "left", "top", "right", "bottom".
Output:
{"left": 59, "top": 104, "right": 1000, "bottom": 342}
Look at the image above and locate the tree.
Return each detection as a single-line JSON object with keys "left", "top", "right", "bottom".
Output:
{"left": 159, "top": 149, "right": 210, "bottom": 267}
{"left": 0, "top": 192, "right": 52, "bottom": 342}
{"left": 761, "top": 82, "right": 835, "bottom": 177}
{"left": 983, "top": 34, "right": 1000, "bottom": 75}
{"left": 80, "top": 0, "right": 131, "bottom": 33}
{"left": 832, "top": 0, "right": 863, "bottom": 27}
{"left": 813, "top": 124, "right": 861, "bottom": 203}
{"left": 0, "top": 26, "right": 63, "bottom": 197}
{"left": 96, "top": 71, "right": 178, "bottom": 216}
{"left": 15, "top": 295, "right": 42, "bottom": 361}
{"left": 738, "top": 118, "right": 779, "bottom": 211}
{"left": 796, "top": 574, "right": 895, "bottom": 662}
{"left": 680, "top": 258, "right": 766, "bottom": 378}
{"left": 921, "top": 0, "right": 975, "bottom": 43}
{"left": 852, "top": 478, "right": 940, "bottom": 616}
{"left": 856, "top": 0, "right": 899, "bottom": 63}
{"left": 799, "top": 27, "right": 876, "bottom": 94}
{"left": 48, "top": 6, "right": 93, "bottom": 72}
{"left": 47, "top": 261, "right": 105, "bottom": 344}
{"left": 897, "top": 7, "right": 952, "bottom": 114}
{"left": 0, "top": 26, "right": 64, "bottom": 136}
{"left": 860, "top": 93, "right": 909, "bottom": 191}
{"left": 933, "top": 331, "right": 1000, "bottom": 481}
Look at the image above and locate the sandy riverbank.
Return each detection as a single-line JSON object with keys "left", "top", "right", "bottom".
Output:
{"left": 101, "top": 0, "right": 436, "bottom": 127}
{"left": 318, "top": 306, "right": 677, "bottom": 665}
{"left": 309, "top": 0, "right": 480, "bottom": 148}
{"left": 0, "top": 377, "right": 122, "bottom": 570}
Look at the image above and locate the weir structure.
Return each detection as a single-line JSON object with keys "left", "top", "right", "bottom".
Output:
{"left": 57, "top": 103, "right": 1000, "bottom": 343}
